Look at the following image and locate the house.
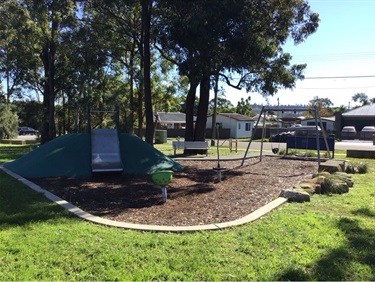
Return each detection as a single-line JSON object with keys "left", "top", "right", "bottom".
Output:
{"left": 206, "top": 113, "right": 254, "bottom": 138}
{"left": 301, "top": 117, "right": 335, "bottom": 132}
{"left": 155, "top": 112, "right": 187, "bottom": 129}
{"left": 335, "top": 104, "right": 375, "bottom": 138}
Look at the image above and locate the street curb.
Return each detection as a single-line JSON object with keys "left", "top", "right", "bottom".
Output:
{"left": 1, "top": 165, "right": 287, "bottom": 232}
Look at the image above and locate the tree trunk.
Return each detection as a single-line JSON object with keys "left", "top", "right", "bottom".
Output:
{"left": 141, "top": 0, "right": 154, "bottom": 145}
{"left": 40, "top": 44, "right": 56, "bottom": 144}
{"left": 194, "top": 75, "right": 210, "bottom": 141}
{"left": 40, "top": 15, "right": 58, "bottom": 143}
{"left": 136, "top": 86, "right": 143, "bottom": 138}
{"left": 184, "top": 80, "right": 199, "bottom": 142}
{"left": 128, "top": 42, "right": 136, "bottom": 133}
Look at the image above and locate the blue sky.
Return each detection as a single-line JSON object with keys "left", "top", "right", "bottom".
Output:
{"left": 224, "top": 0, "right": 375, "bottom": 108}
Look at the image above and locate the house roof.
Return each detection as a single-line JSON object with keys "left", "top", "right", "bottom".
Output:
{"left": 302, "top": 116, "right": 335, "bottom": 122}
{"left": 217, "top": 113, "right": 254, "bottom": 121}
{"left": 342, "top": 104, "right": 375, "bottom": 117}
{"left": 156, "top": 112, "right": 189, "bottom": 123}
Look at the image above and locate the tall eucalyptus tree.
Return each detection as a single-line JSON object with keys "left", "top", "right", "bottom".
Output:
{"left": 155, "top": 0, "right": 319, "bottom": 142}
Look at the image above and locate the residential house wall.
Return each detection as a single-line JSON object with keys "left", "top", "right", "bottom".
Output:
{"left": 206, "top": 113, "right": 254, "bottom": 138}
{"left": 301, "top": 118, "right": 335, "bottom": 132}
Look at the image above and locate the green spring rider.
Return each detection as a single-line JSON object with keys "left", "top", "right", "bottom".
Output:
{"left": 151, "top": 170, "right": 174, "bottom": 203}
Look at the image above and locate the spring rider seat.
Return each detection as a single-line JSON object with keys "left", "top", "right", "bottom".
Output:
{"left": 151, "top": 170, "right": 174, "bottom": 203}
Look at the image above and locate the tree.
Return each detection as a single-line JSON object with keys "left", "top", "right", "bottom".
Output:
{"left": 0, "top": 0, "right": 34, "bottom": 102}
{"left": 333, "top": 105, "right": 348, "bottom": 114}
{"left": 0, "top": 103, "right": 18, "bottom": 139}
{"left": 209, "top": 97, "right": 234, "bottom": 114}
{"left": 307, "top": 97, "right": 333, "bottom": 117}
{"left": 0, "top": 0, "right": 79, "bottom": 143}
{"left": 352, "top": 93, "right": 371, "bottom": 106}
{"left": 83, "top": 1, "right": 186, "bottom": 140}
{"left": 14, "top": 100, "right": 43, "bottom": 131}
{"left": 155, "top": 0, "right": 319, "bottom": 143}
{"left": 236, "top": 96, "right": 252, "bottom": 116}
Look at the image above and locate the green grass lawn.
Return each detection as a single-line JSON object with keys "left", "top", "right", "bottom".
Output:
{"left": 154, "top": 139, "right": 247, "bottom": 157}
{"left": 1, "top": 145, "right": 374, "bottom": 280}
{"left": 0, "top": 144, "right": 38, "bottom": 164}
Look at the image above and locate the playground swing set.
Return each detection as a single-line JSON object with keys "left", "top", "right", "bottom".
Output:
{"left": 269, "top": 127, "right": 284, "bottom": 154}
{"left": 241, "top": 105, "right": 335, "bottom": 167}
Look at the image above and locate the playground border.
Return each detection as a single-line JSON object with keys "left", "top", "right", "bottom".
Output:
{"left": 1, "top": 164, "right": 287, "bottom": 232}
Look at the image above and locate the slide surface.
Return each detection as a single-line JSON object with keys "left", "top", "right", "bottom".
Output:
{"left": 91, "top": 128, "right": 123, "bottom": 172}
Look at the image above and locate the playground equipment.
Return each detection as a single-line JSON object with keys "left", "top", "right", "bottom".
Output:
{"left": 241, "top": 105, "right": 334, "bottom": 168}
{"left": 89, "top": 109, "right": 123, "bottom": 173}
{"left": 91, "top": 128, "right": 123, "bottom": 172}
{"left": 213, "top": 124, "right": 226, "bottom": 182}
{"left": 151, "top": 170, "right": 174, "bottom": 203}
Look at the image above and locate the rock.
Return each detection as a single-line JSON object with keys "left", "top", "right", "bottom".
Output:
{"left": 317, "top": 171, "right": 331, "bottom": 178}
{"left": 297, "top": 180, "right": 321, "bottom": 194}
{"left": 319, "top": 160, "right": 346, "bottom": 173}
{"left": 345, "top": 164, "right": 356, "bottom": 174}
{"left": 334, "top": 172, "right": 354, "bottom": 187}
{"left": 279, "top": 189, "right": 310, "bottom": 203}
{"left": 321, "top": 177, "right": 349, "bottom": 194}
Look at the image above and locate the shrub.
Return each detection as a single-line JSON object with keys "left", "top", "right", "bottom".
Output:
{"left": 0, "top": 103, "right": 19, "bottom": 139}
{"left": 345, "top": 162, "right": 368, "bottom": 174}
{"left": 321, "top": 176, "right": 349, "bottom": 194}
{"left": 345, "top": 164, "right": 356, "bottom": 174}
{"left": 357, "top": 162, "right": 368, "bottom": 174}
{"left": 305, "top": 150, "right": 317, "bottom": 158}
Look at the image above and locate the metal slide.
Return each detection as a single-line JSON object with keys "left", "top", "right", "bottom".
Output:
{"left": 91, "top": 128, "right": 123, "bottom": 172}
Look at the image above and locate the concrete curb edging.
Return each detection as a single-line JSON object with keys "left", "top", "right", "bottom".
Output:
{"left": 1, "top": 165, "right": 288, "bottom": 232}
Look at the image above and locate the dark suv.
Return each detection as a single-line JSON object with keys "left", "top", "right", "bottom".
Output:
{"left": 18, "top": 127, "right": 39, "bottom": 135}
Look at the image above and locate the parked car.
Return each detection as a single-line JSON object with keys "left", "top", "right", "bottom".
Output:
{"left": 360, "top": 126, "right": 375, "bottom": 140}
{"left": 341, "top": 126, "right": 356, "bottom": 139}
{"left": 269, "top": 131, "right": 294, "bottom": 142}
{"left": 18, "top": 127, "right": 39, "bottom": 135}
{"left": 294, "top": 126, "right": 321, "bottom": 137}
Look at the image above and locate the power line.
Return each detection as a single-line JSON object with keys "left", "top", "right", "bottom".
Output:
{"left": 229, "top": 74, "right": 375, "bottom": 81}
{"left": 304, "top": 75, "right": 375, "bottom": 79}
{"left": 298, "top": 86, "right": 375, "bottom": 90}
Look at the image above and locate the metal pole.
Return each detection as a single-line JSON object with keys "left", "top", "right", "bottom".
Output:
{"left": 216, "top": 125, "right": 220, "bottom": 168}
{"left": 259, "top": 109, "right": 267, "bottom": 162}
{"left": 241, "top": 106, "right": 264, "bottom": 166}
{"left": 318, "top": 112, "right": 332, "bottom": 159}
{"left": 314, "top": 105, "right": 321, "bottom": 166}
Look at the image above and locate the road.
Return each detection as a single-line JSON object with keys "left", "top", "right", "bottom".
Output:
{"left": 236, "top": 139, "right": 375, "bottom": 152}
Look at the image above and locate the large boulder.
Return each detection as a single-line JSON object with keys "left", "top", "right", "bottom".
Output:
{"left": 321, "top": 176, "right": 349, "bottom": 194}
{"left": 279, "top": 189, "right": 310, "bottom": 203}
{"left": 318, "top": 160, "right": 346, "bottom": 173}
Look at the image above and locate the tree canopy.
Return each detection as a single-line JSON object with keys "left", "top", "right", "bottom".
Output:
{"left": 154, "top": 0, "right": 319, "bottom": 141}
{"left": 0, "top": 0, "right": 319, "bottom": 145}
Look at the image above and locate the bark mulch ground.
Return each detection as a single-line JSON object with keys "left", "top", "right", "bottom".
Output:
{"left": 29, "top": 156, "right": 317, "bottom": 226}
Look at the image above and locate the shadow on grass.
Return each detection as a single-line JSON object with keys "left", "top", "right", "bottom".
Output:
{"left": 352, "top": 207, "right": 375, "bottom": 217}
{"left": 275, "top": 217, "right": 375, "bottom": 281}
{"left": 0, "top": 171, "right": 70, "bottom": 229}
